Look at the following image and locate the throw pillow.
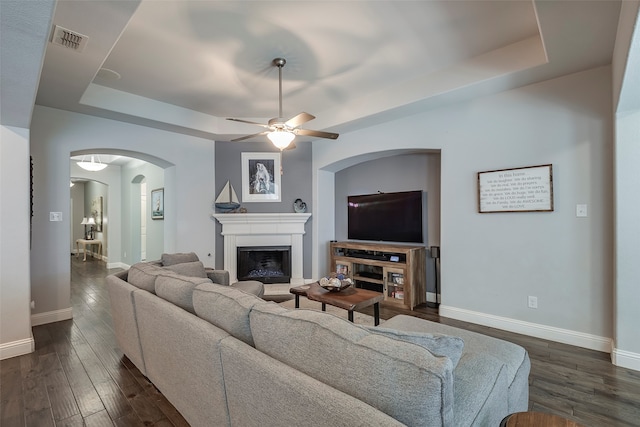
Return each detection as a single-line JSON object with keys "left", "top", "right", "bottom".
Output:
{"left": 161, "top": 252, "right": 199, "bottom": 266}
{"left": 364, "top": 326, "right": 464, "bottom": 368}
{"left": 164, "top": 261, "right": 207, "bottom": 278}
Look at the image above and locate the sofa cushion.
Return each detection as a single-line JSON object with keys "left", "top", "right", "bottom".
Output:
{"left": 363, "top": 325, "right": 464, "bottom": 368}
{"left": 382, "top": 315, "right": 527, "bottom": 387}
{"left": 155, "top": 273, "right": 211, "bottom": 314}
{"left": 205, "top": 269, "right": 230, "bottom": 286}
{"left": 161, "top": 252, "right": 199, "bottom": 266}
{"left": 250, "top": 304, "right": 454, "bottom": 426}
{"left": 193, "top": 283, "right": 267, "bottom": 346}
{"left": 231, "top": 280, "right": 264, "bottom": 297}
{"left": 127, "top": 262, "right": 165, "bottom": 293}
{"left": 164, "top": 261, "right": 208, "bottom": 278}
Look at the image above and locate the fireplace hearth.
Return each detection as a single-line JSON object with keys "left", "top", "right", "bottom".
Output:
{"left": 237, "top": 246, "right": 291, "bottom": 284}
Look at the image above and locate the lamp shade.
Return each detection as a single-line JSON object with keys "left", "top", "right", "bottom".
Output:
{"left": 80, "top": 217, "right": 88, "bottom": 225}
{"left": 77, "top": 155, "right": 107, "bottom": 171}
{"left": 86, "top": 217, "right": 96, "bottom": 225}
{"left": 267, "top": 129, "right": 295, "bottom": 150}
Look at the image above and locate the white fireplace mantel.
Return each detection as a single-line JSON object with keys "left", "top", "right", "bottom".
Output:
{"left": 212, "top": 213, "right": 311, "bottom": 284}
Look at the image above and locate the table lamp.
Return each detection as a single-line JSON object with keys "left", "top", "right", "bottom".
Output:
{"left": 86, "top": 217, "right": 96, "bottom": 240}
{"left": 80, "top": 217, "right": 89, "bottom": 239}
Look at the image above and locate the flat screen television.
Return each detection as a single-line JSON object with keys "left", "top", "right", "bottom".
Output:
{"left": 348, "top": 190, "right": 424, "bottom": 243}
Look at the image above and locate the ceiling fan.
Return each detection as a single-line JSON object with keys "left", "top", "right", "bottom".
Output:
{"left": 227, "top": 58, "right": 339, "bottom": 150}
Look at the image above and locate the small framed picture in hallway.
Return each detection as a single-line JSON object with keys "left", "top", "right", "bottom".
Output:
{"left": 151, "top": 188, "right": 164, "bottom": 220}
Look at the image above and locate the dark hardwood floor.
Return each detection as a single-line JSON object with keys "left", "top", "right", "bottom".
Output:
{"left": 2, "top": 257, "right": 639, "bottom": 426}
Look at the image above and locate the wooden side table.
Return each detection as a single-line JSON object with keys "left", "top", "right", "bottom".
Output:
{"left": 75, "top": 239, "right": 102, "bottom": 261}
{"left": 500, "top": 412, "right": 584, "bottom": 427}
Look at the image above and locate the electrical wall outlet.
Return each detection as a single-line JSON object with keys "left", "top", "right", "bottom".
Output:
{"left": 576, "top": 204, "right": 588, "bottom": 217}
{"left": 528, "top": 296, "right": 538, "bottom": 309}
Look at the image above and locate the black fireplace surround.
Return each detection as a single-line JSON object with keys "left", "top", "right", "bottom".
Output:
{"left": 236, "top": 246, "right": 291, "bottom": 284}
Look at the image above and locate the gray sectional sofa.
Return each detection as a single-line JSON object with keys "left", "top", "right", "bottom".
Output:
{"left": 106, "top": 253, "right": 530, "bottom": 426}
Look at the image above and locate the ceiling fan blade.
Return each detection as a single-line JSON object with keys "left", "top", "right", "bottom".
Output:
{"left": 227, "top": 118, "right": 270, "bottom": 129}
{"left": 296, "top": 128, "right": 339, "bottom": 140}
{"left": 285, "top": 112, "right": 315, "bottom": 128}
{"left": 231, "top": 131, "right": 269, "bottom": 142}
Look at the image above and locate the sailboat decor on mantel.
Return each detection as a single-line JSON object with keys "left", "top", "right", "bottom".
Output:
{"left": 215, "top": 181, "right": 241, "bottom": 213}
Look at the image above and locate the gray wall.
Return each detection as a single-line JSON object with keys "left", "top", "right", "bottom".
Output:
{"left": 85, "top": 181, "right": 108, "bottom": 252}
{"left": 214, "top": 141, "right": 313, "bottom": 276}
{"left": 70, "top": 182, "right": 86, "bottom": 248}
{"left": 314, "top": 66, "right": 614, "bottom": 352}
{"left": 334, "top": 152, "right": 441, "bottom": 297}
{"left": 30, "top": 106, "right": 216, "bottom": 319}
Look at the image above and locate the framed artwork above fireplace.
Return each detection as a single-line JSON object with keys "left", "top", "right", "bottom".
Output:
{"left": 241, "top": 152, "right": 281, "bottom": 203}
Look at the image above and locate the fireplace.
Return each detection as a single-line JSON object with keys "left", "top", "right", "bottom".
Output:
{"left": 212, "top": 212, "right": 311, "bottom": 285}
{"left": 237, "top": 246, "right": 291, "bottom": 284}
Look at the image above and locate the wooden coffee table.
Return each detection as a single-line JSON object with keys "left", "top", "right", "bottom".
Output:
{"left": 500, "top": 412, "right": 584, "bottom": 427}
{"left": 290, "top": 282, "right": 384, "bottom": 326}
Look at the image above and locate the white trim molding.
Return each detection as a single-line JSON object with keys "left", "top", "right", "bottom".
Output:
{"left": 612, "top": 347, "right": 640, "bottom": 371}
{"left": 439, "top": 305, "right": 612, "bottom": 353}
{"left": 31, "top": 307, "right": 73, "bottom": 326}
{"left": 108, "top": 261, "right": 130, "bottom": 270}
{"left": 0, "top": 336, "right": 35, "bottom": 360}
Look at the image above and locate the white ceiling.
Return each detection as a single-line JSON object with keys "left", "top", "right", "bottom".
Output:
{"left": 3, "top": 1, "right": 625, "bottom": 144}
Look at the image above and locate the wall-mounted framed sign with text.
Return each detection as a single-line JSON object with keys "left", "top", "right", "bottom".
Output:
{"left": 478, "top": 164, "right": 553, "bottom": 213}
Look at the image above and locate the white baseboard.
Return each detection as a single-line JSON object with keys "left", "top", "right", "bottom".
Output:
{"left": 0, "top": 335, "right": 35, "bottom": 360}
{"left": 612, "top": 347, "right": 640, "bottom": 371}
{"left": 426, "top": 292, "right": 440, "bottom": 304}
{"left": 439, "top": 305, "right": 612, "bottom": 353}
{"left": 31, "top": 307, "right": 73, "bottom": 326}
{"left": 108, "top": 262, "right": 129, "bottom": 269}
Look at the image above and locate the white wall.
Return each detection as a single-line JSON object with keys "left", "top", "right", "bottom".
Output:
{"left": 614, "top": 110, "right": 640, "bottom": 369}
{"left": 611, "top": 0, "right": 640, "bottom": 371}
{"left": 30, "top": 106, "right": 216, "bottom": 321}
{"left": 121, "top": 161, "right": 165, "bottom": 264}
{"left": 0, "top": 126, "right": 35, "bottom": 359}
{"left": 314, "top": 66, "right": 614, "bottom": 352}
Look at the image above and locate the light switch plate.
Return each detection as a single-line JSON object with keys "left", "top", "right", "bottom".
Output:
{"left": 49, "top": 212, "right": 62, "bottom": 221}
{"left": 576, "top": 204, "right": 588, "bottom": 218}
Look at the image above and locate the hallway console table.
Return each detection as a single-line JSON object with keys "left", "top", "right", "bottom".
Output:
{"left": 76, "top": 239, "right": 102, "bottom": 261}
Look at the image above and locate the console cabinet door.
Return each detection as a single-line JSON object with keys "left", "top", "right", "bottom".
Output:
{"left": 384, "top": 266, "right": 408, "bottom": 306}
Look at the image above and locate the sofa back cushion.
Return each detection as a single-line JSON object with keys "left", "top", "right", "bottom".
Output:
{"left": 193, "top": 283, "right": 266, "bottom": 346}
{"left": 164, "top": 261, "right": 208, "bottom": 278}
{"left": 363, "top": 325, "right": 465, "bottom": 368}
{"left": 155, "top": 273, "right": 211, "bottom": 314}
{"left": 250, "top": 304, "right": 454, "bottom": 426}
{"left": 128, "top": 262, "right": 164, "bottom": 293}
{"left": 161, "top": 252, "right": 199, "bottom": 266}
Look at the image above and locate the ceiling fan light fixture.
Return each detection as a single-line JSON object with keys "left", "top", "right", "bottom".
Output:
{"left": 268, "top": 129, "right": 295, "bottom": 150}
{"left": 228, "top": 57, "right": 339, "bottom": 145}
{"left": 77, "top": 155, "right": 107, "bottom": 172}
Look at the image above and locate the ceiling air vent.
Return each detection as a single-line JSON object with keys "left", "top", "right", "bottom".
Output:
{"left": 52, "top": 25, "right": 88, "bottom": 53}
